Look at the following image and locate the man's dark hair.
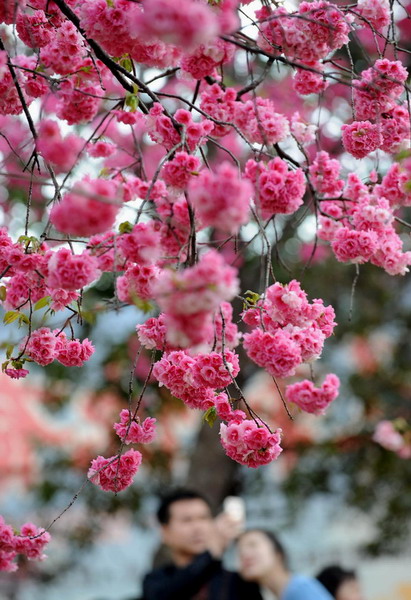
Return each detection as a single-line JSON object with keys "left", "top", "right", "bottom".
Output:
{"left": 156, "top": 489, "right": 211, "bottom": 525}
{"left": 316, "top": 565, "right": 357, "bottom": 597}
{"left": 239, "top": 529, "right": 289, "bottom": 568}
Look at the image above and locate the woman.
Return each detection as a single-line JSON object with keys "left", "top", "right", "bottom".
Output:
{"left": 316, "top": 566, "right": 365, "bottom": 600}
{"left": 237, "top": 529, "right": 333, "bottom": 600}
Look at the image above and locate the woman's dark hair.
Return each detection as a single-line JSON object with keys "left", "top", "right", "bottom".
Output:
{"left": 239, "top": 528, "right": 289, "bottom": 568}
{"left": 156, "top": 489, "right": 211, "bottom": 525}
{"left": 316, "top": 565, "right": 357, "bottom": 597}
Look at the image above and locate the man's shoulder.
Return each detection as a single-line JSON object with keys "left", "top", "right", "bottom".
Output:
{"left": 143, "top": 563, "right": 176, "bottom": 582}
{"left": 283, "top": 574, "right": 333, "bottom": 600}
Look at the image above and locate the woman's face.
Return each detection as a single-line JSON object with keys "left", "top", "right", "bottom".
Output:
{"left": 237, "top": 530, "right": 280, "bottom": 582}
{"left": 336, "top": 578, "right": 364, "bottom": 600}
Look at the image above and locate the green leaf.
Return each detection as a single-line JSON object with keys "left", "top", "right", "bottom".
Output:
{"left": 81, "top": 310, "right": 96, "bottom": 325}
{"left": 125, "top": 92, "right": 139, "bottom": 112}
{"left": 11, "top": 360, "right": 23, "bottom": 369}
{"left": 2, "top": 360, "right": 9, "bottom": 372}
{"left": 34, "top": 296, "right": 51, "bottom": 311}
{"left": 121, "top": 57, "right": 134, "bottom": 73}
{"left": 6, "top": 345, "right": 14, "bottom": 359}
{"left": 119, "top": 221, "right": 133, "bottom": 234}
{"left": 3, "top": 311, "right": 20, "bottom": 325}
{"left": 203, "top": 407, "right": 217, "bottom": 428}
{"left": 0, "top": 286, "right": 6, "bottom": 301}
{"left": 132, "top": 296, "right": 153, "bottom": 313}
{"left": 243, "top": 290, "right": 260, "bottom": 309}
{"left": 18, "top": 313, "right": 30, "bottom": 327}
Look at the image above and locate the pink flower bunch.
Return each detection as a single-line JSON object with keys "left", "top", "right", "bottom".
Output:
{"left": 88, "top": 141, "right": 116, "bottom": 158}
{"left": 116, "top": 264, "right": 159, "bottom": 303}
{"left": 79, "top": 0, "right": 140, "bottom": 57}
{"left": 4, "top": 367, "right": 29, "bottom": 379}
{"left": 46, "top": 248, "right": 100, "bottom": 291}
{"left": 0, "top": 55, "right": 30, "bottom": 116}
{"left": 54, "top": 332, "right": 95, "bottom": 367}
{"left": 331, "top": 227, "right": 378, "bottom": 263}
{"left": 243, "top": 280, "right": 336, "bottom": 377}
{"left": 49, "top": 289, "right": 79, "bottom": 311}
{"left": 122, "top": 175, "right": 168, "bottom": 204}
{"left": 309, "top": 151, "right": 344, "bottom": 198}
{"left": 22, "top": 327, "right": 94, "bottom": 368}
{"left": 233, "top": 97, "right": 290, "bottom": 146}
{"left": 293, "top": 62, "right": 328, "bottom": 95}
{"left": 213, "top": 301, "right": 241, "bottom": 352}
{"left": 373, "top": 420, "right": 411, "bottom": 458}
{"left": 16, "top": 9, "right": 54, "bottom": 48}
{"left": 180, "top": 39, "right": 235, "bottom": 80}
{"left": 200, "top": 84, "right": 237, "bottom": 138}
{"left": 341, "top": 120, "right": 382, "bottom": 158}
{"left": 256, "top": 1, "right": 352, "bottom": 62}
{"left": 375, "top": 163, "right": 411, "bottom": 208}
{"left": 243, "top": 328, "right": 302, "bottom": 379}
{"left": 137, "top": 314, "right": 169, "bottom": 351}
{"left": 154, "top": 250, "right": 239, "bottom": 316}
{"left": 55, "top": 79, "right": 102, "bottom": 126}
{"left": 88, "top": 448, "right": 142, "bottom": 492}
{"left": 23, "top": 327, "right": 59, "bottom": 366}
{"left": 290, "top": 112, "right": 317, "bottom": 146}
{"left": 323, "top": 188, "right": 411, "bottom": 274}
{"left": 245, "top": 158, "right": 305, "bottom": 219}
{"left": 3, "top": 271, "right": 47, "bottom": 309}
{"left": 114, "top": 410, "right": 157, "bottom": 444}
{"left": 379, "top": 106, "right": 410, "bottom": 154}
{"left": 87, "top": 232, "right": 125, "bottom": 272}
{"left": 130, "top": 40, "right": 182, "bottom": 69}
{"left": 40, "top": 20, "right": 85, "bottom": 76}
{"left": 0, "top": 0, "right": 25, "bottom": 25}
{"left": 50, "top": 177, "right": 120, "bottom": 237}
{"left": 0, "top": 516, "right": 51, "bottom": 572}
{"left": 188, "top": 162, "right": 252, "bottom": 233}
{"left": 162, "top": 152, "right": 201, "bottom": 190}
{"left": 152, "top": 351, "right": 216, "bottom": 410}
{"left": 146, "top": 103, "right": 213, "bottom": 152}
{"left": 128, "top": 0, "right": 219, "bottom": 50}
{"left": 117, "top": 222, "right": 162, "bottom": 265}
{"left": 349, "top": 59, "right": 408, "bottom": 154}
{"left": 356, "top": 0, "right": 390, "bottom": 32}
{"left": 285, "top": 373, "right": 340, "bottom": 415}
{"left": 192, "top": 350, "right": 240, "bottom": 389}
{"left": 37, "top": 120, "right": 84, "bottom": 172}
{"left": 164, "top": 312, "right": 215, "bottom": 349}
{"left": 220, "top": 414, "right": 283, "bottom": 468}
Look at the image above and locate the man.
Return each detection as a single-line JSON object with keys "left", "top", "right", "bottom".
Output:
{"left": 142, "top": 490, "right": 262, "bottom": 600}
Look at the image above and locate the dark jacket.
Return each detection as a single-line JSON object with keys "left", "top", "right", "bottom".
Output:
{"left": 142, "top": 551, "right": 263, "bottom": 600}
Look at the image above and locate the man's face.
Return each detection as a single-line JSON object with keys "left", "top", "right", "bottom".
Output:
{"left": 161, "top": 499, "right": 214, "bottom": 559}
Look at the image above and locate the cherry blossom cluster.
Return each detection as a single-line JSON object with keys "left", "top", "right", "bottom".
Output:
{"left": 315, "top": 159, "right": 411, "bottom": 275}
{"left": 342, "top": 59, "right": 409, "bottom": 158}
{"left": 373, "top": 420, "right": 411, "bottom": 459}
{"left": 242, "top": 280, "right": 337, "bottom": 378}
{"left": 188, "top": 162, "right": 252, "bottom": 233}
{"left": 245, "top": 158, "right": 306, "bottom": 219}
{"left": 88, "top": 448, "right": 142, "bottom": 492}
{"left": 152, "top": 348, "right": 240, "bottom": 410}
{"left": 22, "top": 328, "right": 94, "bottom": 368}
{"left": 114, "top": 411, "right": 157, "bottom": 445}
{"left": 218, "top": 402, "right": 283, "bottom": 468}
{"left": 0, "top": 516, "right": 51, "bottom": 572}
{"left": 285, "top": 374, "right": 340, "bottom": 415}
{"left": 1, "top": 0, "right": 411, "bottom": 506}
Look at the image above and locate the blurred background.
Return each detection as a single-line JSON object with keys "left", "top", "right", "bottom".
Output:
{"left": 1, "top": 242, "right": 411, "bottom": 600}
{"left": 1, "top": 0, "right": 411, "bottom": 598}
